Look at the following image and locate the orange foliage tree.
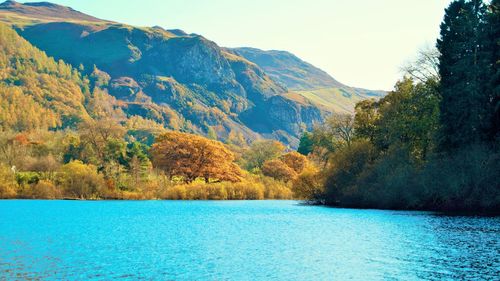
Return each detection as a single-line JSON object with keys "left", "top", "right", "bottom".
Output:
{"left": 280, "top": 151, "right": 307, "bottom": 174}
{"left": 151, "top": 131, "right": 242, "bottom": 183}
{"left": 262, "top": 159, "right": 297, "bottom": 182}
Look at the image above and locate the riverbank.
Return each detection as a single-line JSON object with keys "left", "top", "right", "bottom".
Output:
{"left": 0, "top": 176, "right": 295, "bottom": 201}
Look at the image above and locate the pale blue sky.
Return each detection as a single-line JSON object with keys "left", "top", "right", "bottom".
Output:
{"left": 21, "top": 0, "right": 452, "bottom": 90}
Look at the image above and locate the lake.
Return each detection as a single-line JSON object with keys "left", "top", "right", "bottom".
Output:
{"left": 0, "top": 200, "right": 498, "bottom": 280}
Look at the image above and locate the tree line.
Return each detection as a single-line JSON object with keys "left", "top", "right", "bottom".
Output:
{"left": 295, "top": 0, "right": 499, "bottom": 213}
{"left": 0, "top": 22, "right": 314, "bottom": 200}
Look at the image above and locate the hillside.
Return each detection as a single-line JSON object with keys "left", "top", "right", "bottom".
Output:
{"left": 233, "top": 47, "right": 386, "bottom": 113}
{"left": 0, "top": 22, "right": 90, "bottom": 131}
{"left": 0, "top": 1, "right": 328, "bottom": 146}
{"left": 0, "top": 0, "right": 110, "bottom": 25}
{"left": 0, "top": 0, "right": 385, "bottom": 145}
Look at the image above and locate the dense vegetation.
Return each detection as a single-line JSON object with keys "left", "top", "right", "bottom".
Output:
{"left": 0, "top": 0, "right": 328, "bottom": 147}
{"left": 0, "top": 22, "right": 314, "bottom": 200}
{"left": 1, "top": 0, "right": 498, "bottom": 211}
{"left": 296, "top": 0, "right": 500, "bottom": 213}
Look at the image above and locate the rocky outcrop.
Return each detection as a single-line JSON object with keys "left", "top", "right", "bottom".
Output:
{"left": 1, "top": 1, "right": 330, "bottom": 146}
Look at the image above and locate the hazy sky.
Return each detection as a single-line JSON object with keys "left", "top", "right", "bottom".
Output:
{"left": 21, "top": 0, "right": 452, "bottom": 90}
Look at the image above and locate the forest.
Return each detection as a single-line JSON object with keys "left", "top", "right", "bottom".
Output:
{"left": 0, "top": 21, "right": 308, "bottom": 200}
{"left": 0, "top": 0, "right": 498, "bottom": 213}
{"left": 296, "top": 0, "right": 500, "bottom": 212}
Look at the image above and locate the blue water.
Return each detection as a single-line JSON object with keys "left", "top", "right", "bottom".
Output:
{"left": 0, "top": 201, "right": 499, "bottom": 280}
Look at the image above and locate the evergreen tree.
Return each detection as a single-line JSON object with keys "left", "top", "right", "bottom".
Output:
{"left": 297, "top": 132, "right": 314, "bottom": 156}
{"left": 487, "top": 0, "right": 500, "bottom": 141}
{"left": 437, "top": 0, "right": 489, "bottom": 150}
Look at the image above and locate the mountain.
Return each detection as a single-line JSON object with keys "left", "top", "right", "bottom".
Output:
{"left": 0, "top": 1, "right": 328, "bottom": 146}
{"left": 0, "top": 0, "right": 110, "bottom": 25}
{"left": 233, "top": 47, "right": 385, "bottom": 113}
{"left": 0, "top": 1, "right": 380, "bottom": 146}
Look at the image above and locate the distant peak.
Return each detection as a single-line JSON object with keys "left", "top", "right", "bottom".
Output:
{"left": 24, "top": 2, "right": 65, "bottom": 8}
{"left": 1, "top": 0, "right": 20, "bottom": 6}
{"left": 167, "top": 29, "right": 188, "bottom": 36}
{"left": 0, "top": 0, "right": 109, "bottom": 23}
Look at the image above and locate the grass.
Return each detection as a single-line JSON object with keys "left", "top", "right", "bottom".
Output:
{"left": 296, "top": 87, "right": 384, "bottom": 114}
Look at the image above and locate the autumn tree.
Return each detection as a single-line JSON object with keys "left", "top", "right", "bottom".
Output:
{"left": 262, "top": 159, "right": 297, "bottom": 182}
{"left": 151, "top": 132, "right": 242, "bottom": 183}
{"left": 241, "top": 140, "right": 286, "bottom": 171}
{"left": 280, "top": 151, "right": 307, "bottom": 174}
{"left": 78, "top": 118, "right": 126, "bottom": 164}
{"left": 58, "top": 160, "right": 106, "bottom": 199}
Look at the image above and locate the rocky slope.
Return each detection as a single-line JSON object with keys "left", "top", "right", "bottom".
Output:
{"left": 233, "top": 47, "right": 386, "bottom": 113}
{"left": 0, "top": 0, "right": 380, "bottom": 146}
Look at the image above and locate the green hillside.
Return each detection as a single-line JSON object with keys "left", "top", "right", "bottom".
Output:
{"left": 233, "top": 47, "right": 386, "bottom": 113}
{"left": 0, "top": 0, "right": 326, "bottom": 147}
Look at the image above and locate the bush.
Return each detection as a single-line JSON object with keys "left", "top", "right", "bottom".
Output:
{"left": 324, "top": 140, "right": 376, "bottom": 205}
{"left": 420, "top": 145, "right": 500, "bottom": 212}
{"left": 30, "top": 180, "right": 62, "bottom": 199}
{"left": 0, "top": 165, "right": 17, "bottom": 198}
{"left": 158, "top": 175, "right": 293, "bottom": 200}
{"left": 58, "top": 160, "right": 106, "bottom": 199}
{"left": 292, "top": 165, "right": 325, "bottom": 202}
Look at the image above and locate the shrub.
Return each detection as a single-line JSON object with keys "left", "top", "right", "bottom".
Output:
{"left": 58, "top": 160, "right": 106, "bottom": 199}
{"left": 30, "top": 180, "right": 62, "bottom": 199}
{"left": 292, "top": 165, "right": 325, "bottom": 202}
{"left": 0, "top": 164, "right": 17, "bottom": 198}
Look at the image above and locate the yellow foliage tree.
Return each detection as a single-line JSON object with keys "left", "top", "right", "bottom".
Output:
{"left": 151, "top": 131, "right": 242, "bottom": 183}
{"left": 280, "top": 151, "right": 308, "bottom": 174}
{"left": 58, "top": 160, "right": 106, "bottom": 199}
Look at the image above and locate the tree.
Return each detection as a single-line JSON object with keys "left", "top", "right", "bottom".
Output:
{"left": 373, "top": 78, "right": 440, "bottom": 160}
{"left": 437, "top": 0, "right": 490, "bottom": 150}
{"left": 401, "top": 45, "right": 441, "bottom": 83}
{"left": 326, "top": 114, "right": 355, "bottom": 147}
{"left": 78, "top": 118, "right": 126, "bottom": 164}
{"left": 297, "top": 132, "right": 314, "bottom": 156}
{"left": 151, "top": 132, "right": 242, "bottom": 183}
{"left": 281, "top": 151, "right": 308, "bottom": 174}
{"left": 487, "top": 0, "right": 500, "bottom": 141}
{"left": 126, "top": 142, "right": 151, "bottom": 184}
{"left": 58, "top": 160, "right": 105, "bottom": 199}
{"left": 354, "top": 99, "right": 380, "bottom": 142}
{"left": 262, "top": 159, "right": 297, "bottom": 182}
{"left": 241, "top": 140, "right": 285, "bottom": 171}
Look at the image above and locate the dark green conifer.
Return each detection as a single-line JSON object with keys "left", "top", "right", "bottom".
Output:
{"left": 437, "top": 0, "right": 490, "bottom": 150}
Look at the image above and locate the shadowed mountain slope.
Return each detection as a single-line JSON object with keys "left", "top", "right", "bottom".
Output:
{"left": 0, "top": 0, "right": 382, "bottom": 145}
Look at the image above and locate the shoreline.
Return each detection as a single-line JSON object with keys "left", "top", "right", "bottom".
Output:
{"left": 1, "top": 199, "right": 498, "bottom": 216}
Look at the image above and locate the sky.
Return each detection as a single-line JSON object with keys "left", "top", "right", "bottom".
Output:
{"left": 21, "top": 0, "right": 453, "bottom": 90}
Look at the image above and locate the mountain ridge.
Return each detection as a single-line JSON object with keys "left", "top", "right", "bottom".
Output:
{"left": 0, "top": 0, "right": 382, "bottom": 145}
{"left": 233, "top": 47, "right": 386, "bottom": 113}
{"left": 0, "top": 0, "right": 110, "bottom": 24}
